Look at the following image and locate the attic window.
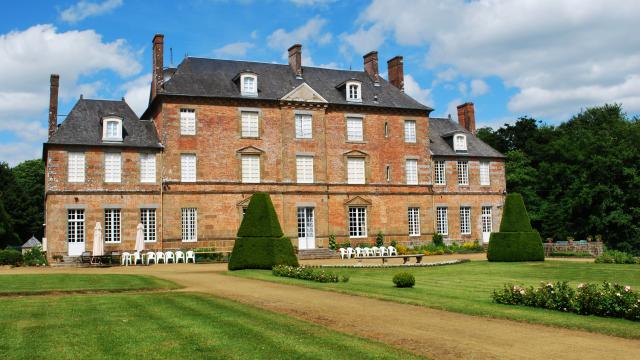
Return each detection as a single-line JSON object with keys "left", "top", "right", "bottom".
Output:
{"left": 240, "top": 73, "right": 257, "bottom": 96}
{"left": 346, "top": 80, "right": 362, "bottom": 102}
{"left": 102, "top": 117, "right": 123, "bottom": 142}
{"left": 454, "top": 134, "right": 467, "bottom": 152}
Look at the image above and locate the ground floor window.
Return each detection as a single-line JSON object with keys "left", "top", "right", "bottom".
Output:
{"left": 297, "top": 207, "right": 315, "bottom": 239}
{"left": 460, "top": 206, "right": 471, "bottom": 235}
{"left": 436, "top": 207, "right": 448, "bottom": 235}
{"left": 141, "top": 208, "right": 156, "bottom": 242}
{"left": 348, "top": 207, "right": 367, "bottom": 238}
{"left": 104, "top": 209, "right": 121, "bottom": 243}
{"left": 181, "top": 208, "right": 197, "bottom": 242}
{"left": 482, "top": 206, "right": 493, "bottom": 233}
{"left": 67, "top": 209, "right": 85, "bottom": 243}
{"left": 408, "top": 207, "right": 420, "bottom": 236}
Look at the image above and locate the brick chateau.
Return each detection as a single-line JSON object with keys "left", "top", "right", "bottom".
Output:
{"left": 43, "top": 34, "right": 505, "bottom": 258}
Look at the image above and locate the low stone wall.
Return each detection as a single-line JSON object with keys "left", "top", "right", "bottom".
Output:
{"left": 543, "top": 242, "right": 604, "bottom": 256}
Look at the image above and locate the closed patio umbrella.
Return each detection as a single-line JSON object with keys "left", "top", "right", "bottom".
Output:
{"left": 92, "top": 222, "right": 104, "bottom": 256}
{"left": 135, "top": 223, "right": 145, "bottom": 253}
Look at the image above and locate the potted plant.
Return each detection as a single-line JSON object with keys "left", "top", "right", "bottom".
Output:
{"left": 52, "top": 254, "right": 64, "bottom": 263}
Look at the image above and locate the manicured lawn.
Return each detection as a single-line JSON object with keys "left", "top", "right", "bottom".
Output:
{"left": 0, "top": 274, "right": 178, "bottom": 294}
{"left": 0, "top": 292, "right": 419, "bottom": 360}
{"left": 231, "top": 261, "right": 640, "bottom": 339}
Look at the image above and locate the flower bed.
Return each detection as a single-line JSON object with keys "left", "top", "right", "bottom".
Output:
{"left": 594, "top": 250, "right": 639, "bottom": 264}
{"left": 492, "top": 281, "right": 640, "bottom": 321}
{"left": 272, "top": 265, "right": 341, "bottom": 283}
{"left": 396, "top": 241, "right": 484, "bottom": 256}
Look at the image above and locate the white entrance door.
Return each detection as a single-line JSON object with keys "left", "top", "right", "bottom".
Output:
{"left": 481, "top": 206, "right": 492, "bottom": 244}
{"left": 68, "top": 209, "right": 86, "bottom": 256}
{"left": 297, "top": 207, "right": 315, "bottom": 250}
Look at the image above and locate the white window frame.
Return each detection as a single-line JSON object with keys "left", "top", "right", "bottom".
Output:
{"left": 180, "top": 109, "right": 196, "bottom": 135}
{"left": 436, "top": 207, "right": 448, "bottom": 236}
{"left": 480, "top": 161, "right": 491, "bottom": 186}
{"left": 296, "top": 156, "right": 314, "bottom": 184}
{"left": 104, "top": 209, "right": 121, "bottom": 243}
{"left": 181, "top": 208, "right": 197, "bottom": 242}
{"left": 241, "top": 154, "right": 260, "bottom": 183}
{"left": 181, "top": 154, "right": 196, "bottom": 183}
{"left": 457, "top": 160, "right": 469, "bottom": 185}
{"left": 346, "top": 117, "right": 363, "bottom": 141}
{"left": 104, "top": 153, "right": 122, "bottom": 183}
{"left": 141, "top": 208, "right": 156, "bottom": 243}
{"left": 295, "top": 113, "right": 313, "bottom": 139}
{"left": 241, "top": 111, "right": 259, "bottom": 138}
{"left": 434, "top": 160, "right": 446, "bottom": 185}
{"left": 454, "top": 134, "right": 467, "bottom": 152}
{"left": 68, "top": 152, "right": 85, "bottom": 183}
{"left": 482, "top": 206, "right": 493, "bottom": 233}
{"left": 460, "top": 206, "right": 471, "bottom": 235}
{"left": 404, "top": 120, "right": 416, "bottom": 143}
{"left": 406, "top": 159, "right": 418, "bottom": 185}
{"left": 102, "top": 117, "right": 123, "bottom": 142}
{"left": 140, "top": 153, "right": 156, "bottom": 183}
{"left": 67, "top": 209, "right": 85, "bottom": 243}
{"left": 348, "top": 207, "right": 367, "bottom": 238}
{"left": 347, "top": 157, "right": 365, "bottom": 185}
{"left": 408, "top": 207, "right": 420, "bottom": 236}
{"left": 240, "top": 73, "right": 258, "bottom": 96}
{"left": 346, "top": 81, "right": 362, "bottom": 102}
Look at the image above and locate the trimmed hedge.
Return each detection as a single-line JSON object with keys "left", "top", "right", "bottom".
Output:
{"left": 487, "top": 232, "right": 544, "bottom": 261}
{"left": 499, "top": 193, "right": 533, "bottom": 232}
{"left": 237, "top": 192, "right": 284, "bottom": 238}
{"left": 0, "top": 248, "right": 22, "bottom": 266}
{"left": 392, "top": 272, "right": 415, "bottom": 288}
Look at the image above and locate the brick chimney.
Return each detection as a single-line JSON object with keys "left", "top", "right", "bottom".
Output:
{"left": 387, "top": 56, "right": 404, "bottom": 91}
{"left": 363, "top": 51, "right": 379, "bottom": 83}
{"left": 48, "top": 74, "right": 59, "bottom": 140}
{"left": 151, "top": 34, "right": 164, "bottom": 101}
{"left": 457, "top": 102, "right": 476, "bottom": 133}
{"left": 288, "top": 44, "right": 302, "bottom": 78}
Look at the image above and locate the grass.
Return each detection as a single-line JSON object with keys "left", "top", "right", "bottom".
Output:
{"left": 0, "top": 274, "right": 178, "bottom": 295}
{"left": 230, "top": 261, "right": 640, "bottom": 339}
{"left": 0, "top": 291, "right": 419, "bottom": 359}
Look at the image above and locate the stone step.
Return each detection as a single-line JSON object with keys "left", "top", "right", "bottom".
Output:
{"left": 297, "top": 248, "right": 338, "bottom": 260}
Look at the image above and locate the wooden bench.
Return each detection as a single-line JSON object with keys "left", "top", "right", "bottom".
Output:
{"left": 356, "top": 254, "right": 424, "bottom": 264}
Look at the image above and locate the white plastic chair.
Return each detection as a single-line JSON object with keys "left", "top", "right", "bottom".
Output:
{"left": 186, "top": 250, "right": 196, "bottom": 263}
{"left": 355, "top": 248, "right": 363, "bottom": 257}
{"left": 338, "top": 248, "right": 347, "bottom": 260}
{"left": 379, "top": 247, "right": 388, "bottom": 256}
{"left": 164, "top": 251, "right": 175, "bottom": 264}
{"left": 155, "top": 251, "right": 165, "bottom": 264}
{"left": 133, "top": 252, "right": 143, "bottom": 265}
{"left": 346, "top": 247, "right": 355, "bottom": 258}
{"left": 362, "top": 247, "right": 371, "bottom": 257}
{"left": 146, "top": 252, "right": 156, "bottom": 265}
{"left": 175, "top": 251, "right": 186, "bottom": 263}
{"left": 371, "top": 246, "right": 380, "bottom": 256}
{"left": 121, "top": 252, "right": 132, "bottom": 266}
{"left": 388, "top": 246, "right": 398, "bottom": 256}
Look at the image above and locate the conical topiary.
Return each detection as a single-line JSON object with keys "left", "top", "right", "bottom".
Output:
{"left": 228, "top": 193, "right": 299, "bottom": 270}
{"left": 487, "top": 193, "right": 544, "bottom": 262}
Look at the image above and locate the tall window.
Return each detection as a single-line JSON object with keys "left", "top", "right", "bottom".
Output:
{"left": 347, "top": 157, "right": 365, "bottom": 184}
{"left": 460, "top": 206, "right": 471, "bottom": 235}
{"left": 385, "top": 165, "right": 391, "bottom": 182}
{"left": 295, "top": 113, "right": 312, "bottom": 139}
{"left": 436, "top": 207, "right": 448, "bottom": 235}
{"left": 104, "top": 209, "right": 121, "bottom": 243}
{"left": 348, "top": 207, "right": 367, "bottom": 238}
{"left": 181, "top": 154, "right": 196, "bottom": 182}
{"left": 181, "top": 208, "right": 197, "bottom": 242}
{"left": 102, "top": 117, "right": 122, "bottom": 141}
{"left": 346, "top": 117, "right": 363, "bottom": 141}
{"left": 408, "top": 207, "right": 420, "bottom": 236}
{"left": 404, "top": 120, "right": 416, "bottom": 143}
{"left": 141, "top": 208, "right": 156, "bottom": 242}
{"left": 457, "top": 161, "right": 469, "bottom": 185}
{"left": 434, "top": 160, "right": 446, "bottom": 185}
{"left": 384, "top": 122, "right": 389, "bottom": 138}
{"left": 140, "top": 153, "right": 156, "bottom": 183}
{"left": 454, "top": 134, "right": 467, "bottom": 152}
{"left": 480, "top": 161, "right": 490, "bottom": 186}
{"left": 296, "top": 156, "right": 314, "bottom": 184}
{"left": 104, "top": 153, "right": 122, "bottom": 183}
{"left": 346, "top": 81, "right": 361, "bottom": 102}
{"left": 406, "top": 159, "right": 418, "bottom": 185}
{"left": 241, "top": 74, "right": 257, "bottom": 96}
{"left": 180, "top": 109, "right": 196, "bottom": 135}
{"left": 241, "top": 154, "right": 260, "bottom": 183}
{"left": 67, "top": 209, "right": 85, "bottom": 243}
{"left": 482, "top": 206, "right": 493, "bottom": 233}
{"left": 68, "top": 152, "right": 85, "bottom": 183}
{"left": 241, "top": 111, "right": 259, "bottom": 137}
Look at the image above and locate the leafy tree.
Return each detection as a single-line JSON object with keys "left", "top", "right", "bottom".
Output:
{"left": 11, "top": 160, "right": 45, "bottom": 240}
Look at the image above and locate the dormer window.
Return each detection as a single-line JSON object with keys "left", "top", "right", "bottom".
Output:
{"left": 454, "top": 134, "right": 467, "bottom": 152}
{"left": 102, "top": 116, "right": 123, "bottom": 142}
{"left": 240, "top": 73, "right": 258, "bottom": 96}
{"left": 346, "top": 80, "right": 362, "bottom": 102}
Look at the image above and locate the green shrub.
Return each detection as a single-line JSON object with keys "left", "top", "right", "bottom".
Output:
{"left": 0, "top": 248, "right": 22, "bottom": 266}
{"left": 375, "top": 232, "right": 384, "bottom": 247}
{"left": 487, "top": 232, "right": 544, "bottom": 261}
{"left": 193, "top": 247, "right": 224, "bottom": 262}
{"left": 432, "top": 233, "right": 444, "bottom": 247}
{"left": 499, "top": 193, "right": 533, "bottom": 232}
{"left": 328, "top": 234, "right": 337, "bottom": 250}
{"left": 392, "top": 272, "right": 415, "bottom": 288}
{"left": 390, "top": 239, "right": 397, "bottom": 247}
{"left": 272, "top": 265, "right": 339, "bottom": 283}
{"left": 229, "top": 193, "right": 298, "bottom": 270}
{"left": 23, "top": 246, "right": 47, "bottom": 266}
{"left": 548, "top": 251, "right": 593, "bottom": 258}
{"left": 595, "top": 250, "right": 639, "bottom": 264}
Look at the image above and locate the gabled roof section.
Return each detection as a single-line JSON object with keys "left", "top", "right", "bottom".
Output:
{"left": 236, "top": 145, "right": 264, "bottom": 154}
{"left": 429, "top": 117, "right": 504, "bottom": 158}
{"left": 21, "top": 236, "right": 41, "bottom": 249}
{"left": 47, "top": 99, "right": 161, "bottom": 149}
{"left": 344, "top": 196, "right": 372, "bottom": 206}
{"left": 281, "top": 83, "right": 327, "bottom": 103}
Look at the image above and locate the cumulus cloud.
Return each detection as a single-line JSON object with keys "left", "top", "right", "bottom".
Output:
{"left": 470, "top": 79, "right": 489, "bottom": 97}
{"left": 289, "top": 0, "right": 336, "bottom": 6}
{"left": 121, "top": 74, "right": 150, "bottom": 116}
{"left": 339, "top": 24, "right": 385, "bottom": 57}
{"left": 267, "top": 17, "right": 332, "bottom": 52}
{"left": 404, "top": 74, "right": 433, "bottom": 107}
{"left": 213, "top": 42, "right": 255, "bottom": 58}
{"left": 60, "top": 0, "right": 123, "bottom": 23}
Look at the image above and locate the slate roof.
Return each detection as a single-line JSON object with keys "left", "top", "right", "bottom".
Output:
{"left": 21, "top": 236, "right": 41, "bottom": 249}
{"left": 157, "top": 57, "right": 432, "bottom": 112}
{"left": 47, "top": 99, "right": 161, "bottom": 148}
{"left": 429, "top": 117, "right": 504, "bottom": 158}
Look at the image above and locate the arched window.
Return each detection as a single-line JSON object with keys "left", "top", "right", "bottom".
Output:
{"left": 345, "top": 80, "right": 362, "bottom": 102}
{"left": 454, "top": 134, "right": 467, "bottom": 152}
{"left": 240, "top": 73, "right": 258, "bottom": 96}
{"left": 102, "top": 116, "right": 123, "bottom": 142}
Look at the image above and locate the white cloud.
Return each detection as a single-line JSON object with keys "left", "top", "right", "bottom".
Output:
{"left": 355, "top": 0, "right": 640, "bottom": 120}
{"left": 213, "top": 42, "right": 255, "bottom": 58}
{"left": 470, "top": 79, "right": 489, "bottom": 97}
{"left": 339, "top": 24, "right": 385, "bottom": 57}
{"left": 289, "top": 0, "right": 336, "bottom": 6}
{"left": 404, "top": 74, "right": 433, "bottom": 107}
{"left": 121, "top": 74, "right": 150, "bottom": 116}
{"left": 267, "top": 17, "right": 332, "bottom": 51}
{"left": 442, "top": 98, "right": 462, "bottom": 121}
{"left": 60, "top": 0, "right": 123, "bottom": 23}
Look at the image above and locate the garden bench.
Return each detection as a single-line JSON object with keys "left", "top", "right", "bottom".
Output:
{"left": 356, "top": 254, "right": 424, "bottom": 264}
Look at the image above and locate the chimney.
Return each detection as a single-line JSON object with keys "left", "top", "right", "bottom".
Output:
{"left": 387, "top": 56, "right": 404, "bottom": 91}
{"left": 457, "top": 102, "right": 476, "bottom": 133}
{"left": 363, "top": 51, "right": 379, "bottom": 84}
{"left": 151, "top": 34, "right": 164, "bottom": 101}
{"left": 288, "top": 44, "right": 302, "bottom": 78}
{"left": 48, "top": 74, "right": 59, "bottom": 140}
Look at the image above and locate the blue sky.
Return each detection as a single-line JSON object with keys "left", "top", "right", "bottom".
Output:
{"left": 1, "top": 0, "right": 639, "bottom": 165}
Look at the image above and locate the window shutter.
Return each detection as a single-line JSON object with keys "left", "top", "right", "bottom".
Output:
{"left": 105, "top": 153, "right": 122, "bottom": 183}
{"left": 241, "top": 111, "right": 259, "bottom": 137}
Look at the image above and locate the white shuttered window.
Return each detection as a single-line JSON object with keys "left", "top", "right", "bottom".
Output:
{"left": 68, "top": 152, "right": 85, "bottom": 183}
{"left": 346, "top": 117, "right": 363, "bottom": 141}
{"left": 295, "top": 114, "right": 312, "bottom": 139}
{"left": 434, "top": 160, "right": 446, "bottom": 185}
{"left": 347, "top": 158, "right": 365, "bottom": 184}
{"left": 480, "top": 161, "right": 491, "bottom": 185}
{"left": 181, "top": 208, "right": 197, "bottom": 242}
{"left": 457, "top": 161, "right": 469, "bottom": 185}
{"left": 296, "top": 156, "right": 314, "bottom": 183}
{"left": 140, "top": 153, "right": 156, "bottom": 183}
{"left": 181, "top": 154, "right": 196, "bottom": 182}
{"left": 104, "top": 153, "right": 122, "bottom": 183}
{"left": 241, "top": 111, "right": 259, "bottom": 137}
{"left": 180, "top": 109, "right": 196, "bottom": 135}
{"left": 241, "top": 155, "right": 260, "bottom": 183}
{"left": 406, "top": 159, "right": 418, "bottom": 185}
{"left": 404, "top": 120, "right": 416, "bottom": 143}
